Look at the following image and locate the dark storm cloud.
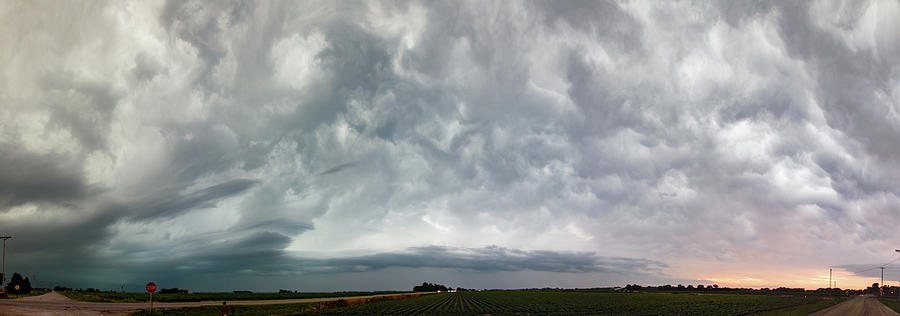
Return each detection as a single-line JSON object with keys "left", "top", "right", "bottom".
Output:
{"left": 126, "top": 178, "right": 258, "bottom": 221}
{"left": 0, "top": 143, "right": 94, "bottom": 208}
{"left": 151, "top": 231, "right": 298, "bottom": 276}
{"left": 85, "top": 242, "right": 667, "bottom": 289}
{"left": 298, "top": 246, "right": 667, "bottom": 275}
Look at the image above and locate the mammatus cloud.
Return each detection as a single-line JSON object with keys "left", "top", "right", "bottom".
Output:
{"left": 1, "top": 0, "right": 899, "bottom": 290}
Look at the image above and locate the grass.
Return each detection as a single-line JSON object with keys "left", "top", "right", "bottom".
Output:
{"left": 754, "top": 297, "right": 845, "bottom": 315}
{"left": 61, "top": 290, "right": 408, "bottom": 303}
{"left": 129, "top": 293, "right": 432, "bottom": 316}
{"left": 4, "top": 290, "right": 50, "bottom": 299}
{"left": 129, "top": 302, "right": 316, "bottom": 316}
{"left": 879, "top": 297, "right": 900, "bottom": 313}
{"left": 292, "top": 291, "right": 845, "bottom": 315}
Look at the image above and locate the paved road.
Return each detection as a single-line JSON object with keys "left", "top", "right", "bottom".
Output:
{"left": 809, "top": 295, "right": 899, "bottom": 316}
{"left": 0, "top": 291, "right": 424, "bottom": 316}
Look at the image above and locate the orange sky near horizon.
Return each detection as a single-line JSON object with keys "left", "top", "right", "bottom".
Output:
{"left": 694, "top": 268, "right": 895, "bottom": 290}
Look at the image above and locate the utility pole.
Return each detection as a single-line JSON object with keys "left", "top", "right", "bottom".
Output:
{"left": 1, "top": 236, "right": 10, "bottom": 292}
{"left": 895, "top": 250, "right": 900, "bottom": 299}
{"left": 829, "top": 269, "right": 832, "bottom": 289}
{"left": 882, "top": 267, "right": 886, "bottom": 297}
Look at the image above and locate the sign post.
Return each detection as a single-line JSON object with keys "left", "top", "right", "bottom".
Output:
{"left": 146, "top": 282, "right": 157, "bottom": 314}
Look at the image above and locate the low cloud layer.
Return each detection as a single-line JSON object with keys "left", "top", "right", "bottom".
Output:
{"left": 2, "top": 0, "right": 900, "bottom": 290}
{"left": 299, "top": 246, "right": 667, "bottom": 274}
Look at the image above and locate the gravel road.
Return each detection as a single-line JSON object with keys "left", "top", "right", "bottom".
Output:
{"left": 809, "top": 295, "right": 899, "bottom": 316}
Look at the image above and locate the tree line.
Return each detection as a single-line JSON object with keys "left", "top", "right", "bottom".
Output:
{"left": 625, "top": 283, "right": 861, "bottom": 296}
{"left": 3, "top": 272, "right": 32, "bottom": 294}
{"left": 413, "top": 282, "right": 475, "bottom": 292}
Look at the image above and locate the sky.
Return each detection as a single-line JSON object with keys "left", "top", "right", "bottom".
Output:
{"left": 1, "top": 0, "right": 900, "bottom": 292}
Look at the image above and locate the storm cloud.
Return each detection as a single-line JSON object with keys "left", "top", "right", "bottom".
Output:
{"left": 1, "top": 0, "right": 899, "bottom": 291}
{"left": 298, "top": 246, "right": 667, "bottom": 275}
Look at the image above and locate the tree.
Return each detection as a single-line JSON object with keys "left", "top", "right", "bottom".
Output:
{"left": 4, "top": 273, "right": 31, "bottom": 294}
{"left": 413, "top": 282, "right": 449, "bottom": 292}
{"left": 160, "top": 288, "right": 188, "bottom": 294}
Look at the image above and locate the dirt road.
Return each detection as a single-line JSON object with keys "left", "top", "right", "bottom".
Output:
{"left": 0, "top": 291, "right": 423, "bottom": 316}
{"left": 809, "top": 295, "right": 899, "bottom": 316}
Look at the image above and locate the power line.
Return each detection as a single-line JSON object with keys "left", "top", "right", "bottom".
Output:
{"left": 855, "top": 266, "right": 884, "bottom": 274}
{"left": 851, "top": 257, "right": 900, "bottom": 274}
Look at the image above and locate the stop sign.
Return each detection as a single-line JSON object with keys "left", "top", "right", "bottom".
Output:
{"left": 146, "top": 282, "right": 157, "bottom": 293}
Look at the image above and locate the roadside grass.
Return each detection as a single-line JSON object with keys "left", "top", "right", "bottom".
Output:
{"left": 878, "top": 298, "right": 900, "bottom": 313}
{"left": 754, "top": 297, "right": 846, "bottom": 315}
{"left": 5, "top": 290, "right": 50, "bottom": 299}
{"left": 61, "top": 290, "right": 410, "bottom": 303}
{"left": 129, "top": 293, "right": 432, "bottom": 315}
{"left": 129, "top": 302, "right": 315, "bottom": 316}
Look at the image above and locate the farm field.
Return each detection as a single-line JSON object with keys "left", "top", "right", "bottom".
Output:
{"left": 61, "top": 290, "right": 406, "bottom": 303}
{"left": 297, "top": 290, "right": 845, "bottom": 316}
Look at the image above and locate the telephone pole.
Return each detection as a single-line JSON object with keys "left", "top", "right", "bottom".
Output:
{"left": 1, "top": 236, "right": 10, "bottom": 291}
{"left": 882, "top": 267, "right": 886, "bottom": 296}
{"left": 829, "top": 269, "right": 832, "bottom": 289}
{"left": 895, "top": 250, "right": 900, "bottom": 299}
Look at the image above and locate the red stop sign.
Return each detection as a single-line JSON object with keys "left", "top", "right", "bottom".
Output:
{"left": 146, "top": 282, "right": 157, "bottom": 293}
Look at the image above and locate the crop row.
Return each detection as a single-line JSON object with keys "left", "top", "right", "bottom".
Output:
{"left": 301, "top": 290, "right": 837, "bottom": 315}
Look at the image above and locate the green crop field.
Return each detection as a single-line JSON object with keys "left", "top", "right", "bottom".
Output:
{"left": 61, "top": 290, "right": 406, "bottom": 303}
{"left": 296, "top": 291, "right": 844, "bottom": 315}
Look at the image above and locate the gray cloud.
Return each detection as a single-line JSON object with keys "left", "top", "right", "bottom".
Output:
{"left": 837, "top": 263, "right": 900, "bottom": 282}
{"left": 317, "top": 162, "right": 356, "bottom": 176}
{"left": 1, "top": 0, "right": 899, "bottom": 291}
{"left": 48, "top": 242, "right": 667, "bottom": 291}
{"left": 125, "top": 178, "right": 258, "bottom": 221}
{"left": 298, "top": 246, "right": 667, "bottom": 275}
{"left": 0, "top": 143, "right": 93, "bottom": 208}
